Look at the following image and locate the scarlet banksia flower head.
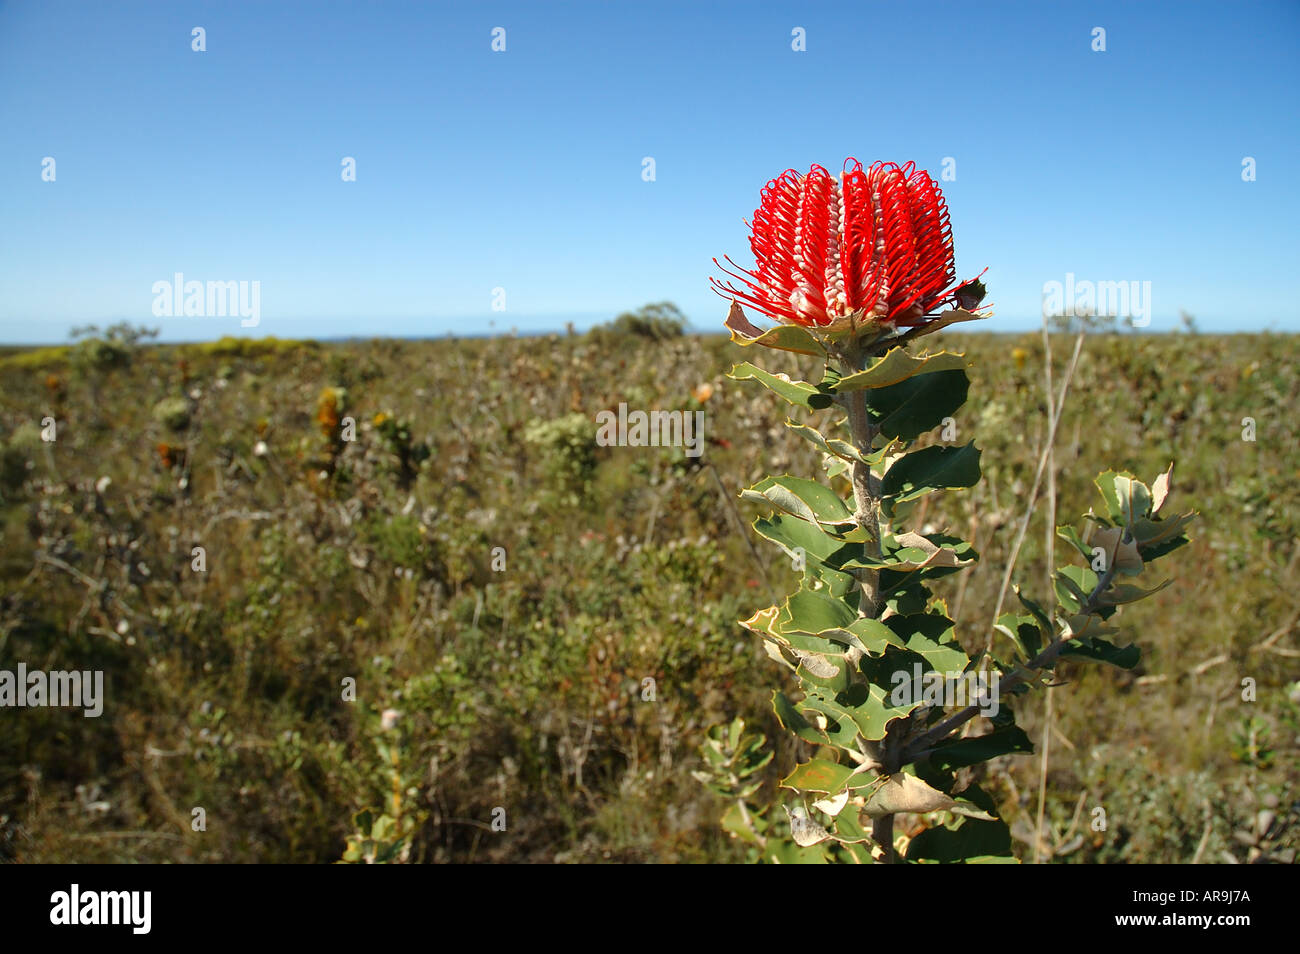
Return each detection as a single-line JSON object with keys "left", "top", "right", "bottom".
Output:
{"left": 712, "top": 159, "right": 986, "bottom": 333}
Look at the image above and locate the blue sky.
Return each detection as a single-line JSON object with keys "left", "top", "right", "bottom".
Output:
{"left": 1, "top": 0, "right": 1297, "bottom": 343}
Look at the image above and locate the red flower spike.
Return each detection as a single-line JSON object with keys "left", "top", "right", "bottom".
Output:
{"left": 712, "top": 159, "right": 985, "bottom": 330}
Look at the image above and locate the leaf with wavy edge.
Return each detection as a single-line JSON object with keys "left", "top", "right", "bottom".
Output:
{"left": 862, "top": 772, "right": 996, "bottom": 820}
{"left": 864, "top": 369, "right": 970, "bottom": 443}
{"left": 785, "top": 419, "right": 875, "bottom": 464}
{"left": 783, "top": 759, "right": 855, "bottom": 795}
{"left": 1130, "top": 511, "right": 1196, "bottom": 552}
{"left": 835, "top": 347, "right": 969, "bottom": 391}
{"left": 817, "top": 617, "right": 908, "bottom": 656}
{"left": 881, "top": 442, "right": 982, "bottom": 513}
{"left": 830, "top": 683, "right": 920, "bottom": 741}
{"left": 1081, "top": 523, "right": 1144, "bottom": 576}
{"left": 724, "top": 299, "right": 828, "bottom": 357}
{"left": 842, "top": 531, "right": 975, "bottom": 572}
{"left": 783, "top": 804, "right": 833, "bottom": 847}
{"left": 1098, "top": 578, "right": 1172, "bottom": 605}
{"left": 751, "top": 514, "right": 859, "bottom": 600}
{"left": 1151, "top": 461, "right": 1174, "bottom": 514}
{"left": 728, "top": 362, "right": 836, "bottom": 409}
{"left": 741, "top": 475, "right": 855, "bottom": 528}
{"left": 772, "top": 690, "right": 829, "bottom": 746}
{"left": 892, "top": 307, "right": 989, "bottom": 343}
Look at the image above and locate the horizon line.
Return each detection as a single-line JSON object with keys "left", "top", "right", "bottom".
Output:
{"left": 2, "top": 324, "right": 1296, "bottom": 349}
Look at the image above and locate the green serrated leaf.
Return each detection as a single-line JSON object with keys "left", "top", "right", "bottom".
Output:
{"left": 785, "top": 419, "right": 872, "bottom": 464}
{"left": 782, "top": 759, "right": 856, "bottom": 795}
{"left": 1114, "top": 473, "right": 1153, "bottom": 525}
{"left": 753, "top": 512, "right": 842, "bottom": 563}
{"left": 1015, "top": 586, "right": 1055, "bottom": 637}
{"left": 839, "top": 681, "right": 921, "bottom": 741}
{"left": 1094, "top": 470, "right": 1154, "bottom": 528}
{"left": 926, "top": 726, "right": 1034, "bottom": 771}
{"left": 844, "top": 531, "right": 976, "bottom": 574}
{"left": 864, "top": 368, "right": 970, "bottom": 441}
{"left": 1130, "top": 511, "right": 1197, "bottom": 553}
{"left": 1054, "top": 569, "right": 1091, "bottom": 614}
{"left": 880, "top": 442, "right": 981, "bottom": 516}
{"left": 995, "top": 611, "right": 1043, "bottom": 659}
{"left": 752, "top": 513, "right": 859, "bottom": 598}
{"left": 830, "top": 808, "right": 875, "bottom": 846}
{"left": 824, "top": 455, "right": 851, "bottom": 480}
{"left": 1055, "top": 564, "right": 1099, "bottom": 614}
{"left": 780, "top": 585, "right": 858, "bottom": 634}
{"left": 772, "top": 690, "right": 829, "bottom": 746}
{"left": 886, "top": 612, "right": 972, "bottom": 675}
{"left": 1060, "top": 636, "right": 1140, "bottom": 669}
{"left": 796, "top": 690, "right": 860, "bottom": 747}
{"left": 844, "top": 616, "right": 909, "bottom": 654}
{"left": 797, "top": 653, "right": 853, "bottom": 692}
{"left": 742, "top": 475, "right": 855, "bottom": 528}
{"left": 729, "top": 362, "right": 835, "bottom": 409}
{"left": 1056, "top": 525, "right": 1093, "bottom": 560}
{"left": 835, "top": 348, "right": 969, "bottom": 392}
{"left": 905, "top": 817, "right": 1014, "bottom": 863}
{"left": 880, "top": 575, "right": 933, "bottom": 616}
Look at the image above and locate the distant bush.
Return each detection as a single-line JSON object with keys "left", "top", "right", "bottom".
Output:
{"left": 71, "top": 337, "right": 129, "bottom": 371}
{"left": 69, "top": 322, "right": 159, "bottom": 372}
{"left": 180, "top": 336, "right": 318, "bottom": 359}
{"left": 152, "top": 396, "right": 191, "bottom": 431}
{"left": 0, "top": 345, "right": 73, "bottom": 371}
{"left": 593, "top": 302, "right": 687, "bottom": 341}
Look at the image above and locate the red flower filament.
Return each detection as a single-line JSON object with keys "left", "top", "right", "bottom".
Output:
{"left": 712, "top": 160, "right": 983, "bottom": 328}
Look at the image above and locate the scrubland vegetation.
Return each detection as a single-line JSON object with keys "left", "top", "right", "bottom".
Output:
{"left": 0, "top": 319, "right": 1295, "bottom": 863}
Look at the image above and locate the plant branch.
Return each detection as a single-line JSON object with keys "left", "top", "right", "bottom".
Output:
{"left": 871, "top": 815, "right": 896, "bottom": 863}
{"left": 902, "top": 555, "right": 1121, "bottom": 763}
{"left": 837, "top": 341, "right": 885, "bottom": 617}
{"left": 836, "top": 339, "right": 896, "bottom": 861}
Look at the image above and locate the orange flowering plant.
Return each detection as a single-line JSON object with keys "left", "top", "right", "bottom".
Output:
{"left": 699, "top": 160, "right": 1195, "bottom": 863}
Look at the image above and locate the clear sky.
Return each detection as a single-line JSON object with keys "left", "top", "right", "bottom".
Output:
{"left": 1, "top": 0, "right": 1297, "bottom": 343}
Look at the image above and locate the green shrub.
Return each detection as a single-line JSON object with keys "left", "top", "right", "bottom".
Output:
{"left": 524, "top": 411, "right": 598, "bottom": 500}
{"left": 152, "top": 396, "right": 191, "bottom": 431}
{"left": 593, "top": 301, "right": 687, "bottom": 341}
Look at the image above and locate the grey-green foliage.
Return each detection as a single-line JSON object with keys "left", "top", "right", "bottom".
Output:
{"left": 152, "top": 396, "right": 191, "bottom": 431}
{"left": 1061, "top": 744, "right": 1298, "bottom": 864}
{"left": 0, "top": 422, "right": 42, "bottom": 499}
{"left": 524, "top": 412, "right": 598, "bottom": 498}
{"left": 721, "top": 330, "right": 1197, "bottom": 864}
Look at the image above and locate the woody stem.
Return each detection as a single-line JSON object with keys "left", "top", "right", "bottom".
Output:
{"left": 838, "top": 340, "right": 895, "bottom": 861}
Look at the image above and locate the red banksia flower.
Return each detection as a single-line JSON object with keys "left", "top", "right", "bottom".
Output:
{"left": 712, "top": 160, "right": 985, "bottom": 331}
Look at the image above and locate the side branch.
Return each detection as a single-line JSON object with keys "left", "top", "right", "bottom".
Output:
{"left": 902, "top": 555, "right": 1121, "bottom": 763}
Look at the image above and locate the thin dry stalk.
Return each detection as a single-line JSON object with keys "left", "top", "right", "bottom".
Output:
{"left": 983, "top": 331, "right": 1085, "bottom": 657}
